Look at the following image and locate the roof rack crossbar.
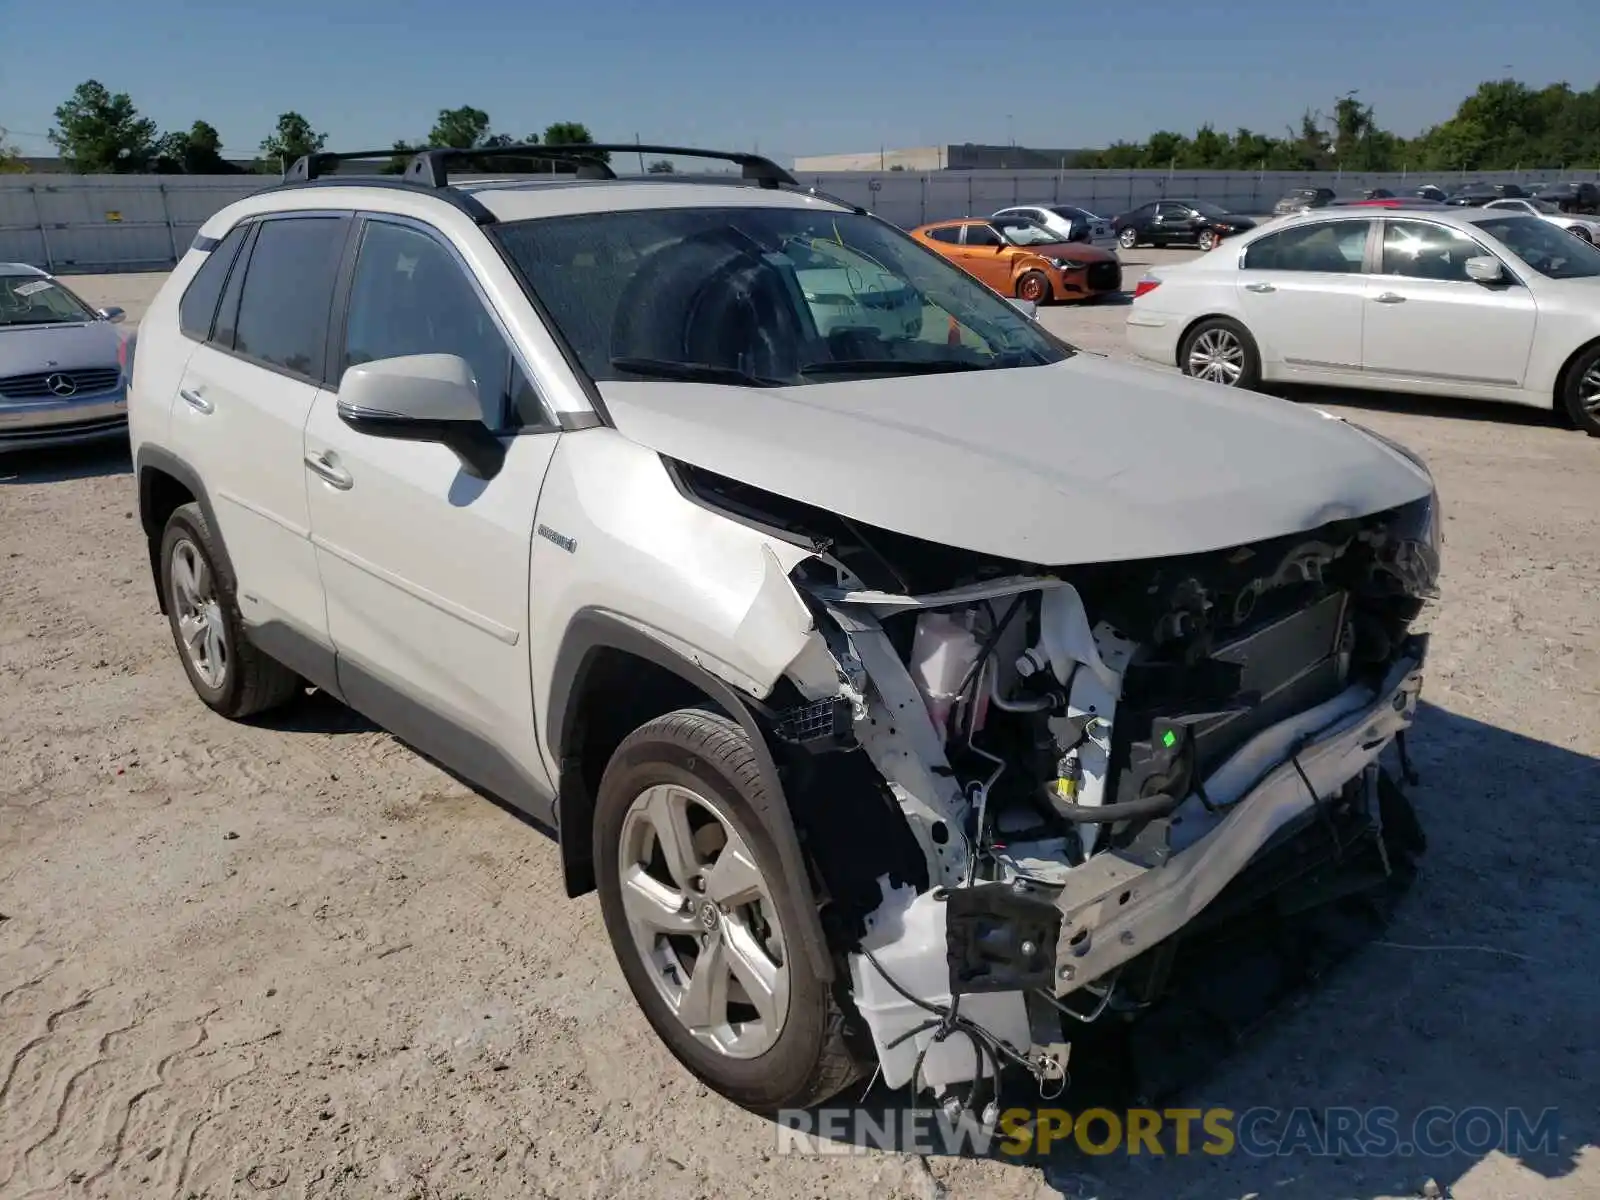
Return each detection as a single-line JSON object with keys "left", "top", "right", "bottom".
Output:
{"left": 404, "top": 143, "right": 798, "bottom": 190}
{"left": 284, "top": 148, "right": 422, "bottom": 182}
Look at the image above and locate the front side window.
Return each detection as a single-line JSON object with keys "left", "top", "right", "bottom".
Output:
{"left": 231, "top": 216, "right": 347, "bottom": 379}
{"left": 341, "top": 220, "right": 531, "bottom": 427}
{"left": 1242, "top": 221, "right": 1370, "bottom": 273}
{"left": 492, "top": 205, "right": 1073, "bottom": 387}
{"left": 178, "top": 224, "right": 248, "bottom": 340}
{"left": 963, "top": 224, "right": 1004, "bottom": 247}
{"left": 1380, "top": 220, "right": 1491, "bottom": 282}
{"left": 1472, "top": 214, "right": 1600, "bottom": 280}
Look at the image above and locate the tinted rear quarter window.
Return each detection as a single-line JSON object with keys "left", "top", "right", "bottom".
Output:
{"left": 231, "top": 216, "right": 348, "bottom": 380}
{"left": 926, "top": 226, "right": 961, "bottom": 244}
{"left": 178, "top": 225, "right": 248, "bottom": 341}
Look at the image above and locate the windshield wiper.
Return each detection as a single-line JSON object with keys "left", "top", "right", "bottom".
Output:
{"left": 798, "top": 358, "right": 990, "bottom": 376}
{"left": 610, "top": 356, "right": 786, "bottom": 387}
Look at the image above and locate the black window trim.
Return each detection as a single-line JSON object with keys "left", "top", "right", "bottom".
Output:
{"left": 1239, "top": 217, "right": 1378, "bottom": 275}
{"left": 190, "top": 209, "right": 358, "bottom": 390}
{"left": 333, "top": 211, "right": 559, "bottom": 436}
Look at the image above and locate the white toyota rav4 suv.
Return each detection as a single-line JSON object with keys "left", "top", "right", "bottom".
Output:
{"left": 130, "top": 144, "right": 1442, "bottom": 1116}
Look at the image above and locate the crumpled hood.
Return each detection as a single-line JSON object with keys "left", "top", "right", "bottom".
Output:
{"left": 599, "top": 355, "right": 1434, "bottom": 566}
{"left": 0, "top": 321, "right": 123, "bottom": 376}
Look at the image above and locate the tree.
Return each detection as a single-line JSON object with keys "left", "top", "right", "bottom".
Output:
{"left": 0, "top": 128, "right": 25, "bottom": 173}
{"left": 153, "top": 120, "right": 237, "bottom": 174}
{"left": 48, "top": 80, "right": 159, "bottom": 172}
{"left": 259, "top": 112, "right": 327, "bottom": 172}
{"left": 542, "top": 121, "right": 609, "bottom": 163}
{"left": 646, "top": 158, "right": 676, "bottom": 173}
{"left": 428, "top": 106, "right": 494, "bottom": 149}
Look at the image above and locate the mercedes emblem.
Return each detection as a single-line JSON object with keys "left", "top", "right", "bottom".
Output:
{"left": 45, "top": 373, "right": 78, "bottom": 398}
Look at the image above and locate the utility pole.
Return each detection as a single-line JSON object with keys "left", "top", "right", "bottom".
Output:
{"left": 635, "top": 133, "right": 644, "bottom": 174}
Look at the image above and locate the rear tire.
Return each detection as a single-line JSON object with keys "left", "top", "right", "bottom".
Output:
{"left": 1558, "top": 342, "right": 1600, "bottom": 437}
{"left": 1570, "top": 226, "right": 1593, "bottom": 243}
{"left": 1016, "top": 270, "right": 1053, "bottom": 304}
{"left": 1179, "top": 317, "right": 1262, "bottom": 390}
{"left": 159, "top": 503, "right": 300, "bottom": 719}
{"left": 593, "top": 708, "right": 862, "bottom": 1112}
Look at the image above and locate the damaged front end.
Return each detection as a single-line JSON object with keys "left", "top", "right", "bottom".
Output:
{"left": 676, "top": 457, "right": 1442, "bottom": 1106}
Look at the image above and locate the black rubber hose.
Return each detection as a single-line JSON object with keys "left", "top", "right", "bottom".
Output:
{"left": 1049, "top": 789, "right": 1181, "bottom": 824}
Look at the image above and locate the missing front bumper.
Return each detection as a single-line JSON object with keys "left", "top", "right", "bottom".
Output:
{"left": 1050, "top": 637, "right": 1426, "bottom": 996}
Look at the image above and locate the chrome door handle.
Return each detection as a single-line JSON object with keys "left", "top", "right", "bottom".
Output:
{"left": 1243, "top": 282, "right": 1276, "bottom": 293}
{"left": 304, "top": 451, "right": 353, "bottom": 490}
{"left": 1373, "top": 292, "right": 1407, "bottom": 304}
{"left": 179, "top": 387, "right": 213, "bottom": 414}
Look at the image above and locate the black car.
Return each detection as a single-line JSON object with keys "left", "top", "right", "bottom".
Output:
{"left": 1360, "top": 187, "right": 1394, "bottom": 200}
{"left": 1412, "top": 185, "right": 1449, "bottom": 203}
{"left": 1531, "top": 180, "right": 1600, "bottom": 214}
{"left": 1272, "top": 186, "right": 1337, "bottom": 216}
{"left": 1445, "top": 182, "right": 1528, "bottom": 206}
{"left": 1113, "top": 200, "right": 1256, "bottom": 250}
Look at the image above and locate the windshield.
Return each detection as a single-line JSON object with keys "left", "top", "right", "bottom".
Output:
{"left": 1526, "top": 198, "right": 1561, "bottom": 213}
{"left": 1473, "top": 215, "right": 1600, "bottom": 279}
{"left": 997, "top": 222, "right": 1062, "bottom": 247}
{"left": 493, "top": 206, "right": 1074, "bottom": 386}
{"left": 1191, "top": 201, "right": 1230, "bottom": 217}
{"left": 1049, "top": 206, "right": 1094, "bottom": 220}
{"left": 0, "top": 274, "right": 97, "bottom": 326}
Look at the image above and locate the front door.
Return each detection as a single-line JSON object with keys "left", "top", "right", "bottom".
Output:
{"left": 165, "top": 213, "right": 353, "bottom": 650}
{"left": 957, "top": 223, "right": 1014, "bottom": 292}
{"left": 302, "top": 215, "right": 561, "bottom": 812}
{"left": 1360, "top": 219, "right": 1538, "bottom": 389}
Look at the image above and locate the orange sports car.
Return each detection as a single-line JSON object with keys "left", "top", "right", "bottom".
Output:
{"left": 909, "top": 215, "right": 1121, "bottom": 304}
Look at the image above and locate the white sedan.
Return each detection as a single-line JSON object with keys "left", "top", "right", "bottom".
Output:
{"left": 1481, "top": 196, "right": 1600, "bottom": 243}
{"left": 1126, "top": 206, "right": 1600, "bottom": 436}
{"left": 991, "top": 204, "right": 1120, "bottom": 251}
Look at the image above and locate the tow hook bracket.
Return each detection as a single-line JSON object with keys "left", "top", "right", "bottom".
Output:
{"left": 945, "top": 882, "right": 1062, "bottom": 993}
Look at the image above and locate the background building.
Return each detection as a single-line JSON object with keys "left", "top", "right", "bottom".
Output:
{"left": 793, "top": 143, "right": 1096, "bottom": 172}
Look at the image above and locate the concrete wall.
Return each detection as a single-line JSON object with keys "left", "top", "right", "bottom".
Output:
{"left": 4, "top": 168, "right": 1596, "bottom": 273}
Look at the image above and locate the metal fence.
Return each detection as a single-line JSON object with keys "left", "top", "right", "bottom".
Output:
{"left": 4, "top": 168, "right": 1597, "bottom": 274}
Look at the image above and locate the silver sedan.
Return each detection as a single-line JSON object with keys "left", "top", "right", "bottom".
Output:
{"left": 0, "top": 263, "right": 130, "bottom": 452}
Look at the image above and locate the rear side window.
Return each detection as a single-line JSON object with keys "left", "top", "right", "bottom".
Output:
{"left": 926, "top": 226, "right": 961, "bottom": 244}
{"left": 178, "top": 225, "right": 248, "bottom": 341}
{"left": 1242, "top": 221, "right": 1370, "bottom": 273}
{"left": 231, "top": 216, "right": 348, "bottom": 380}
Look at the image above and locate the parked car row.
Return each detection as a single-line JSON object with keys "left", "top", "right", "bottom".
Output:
{"left": 1126, "top": 205, "right": 1600, "bottom": 437}
{"left": 1274, "top": 180, "right": 1600, "bottom": 217}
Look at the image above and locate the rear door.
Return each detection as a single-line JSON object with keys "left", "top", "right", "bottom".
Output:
{"left": 166, "top": 212, "right": 352, "bottom": 656}
{"left": 1234, "top": 218, "right": 1375, "bottom": 374}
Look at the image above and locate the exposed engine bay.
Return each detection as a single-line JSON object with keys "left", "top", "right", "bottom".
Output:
{"left": 673, "top": 458, "right": 1442, "bottom": 1109}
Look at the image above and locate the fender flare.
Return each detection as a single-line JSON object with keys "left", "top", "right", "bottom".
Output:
{"left": 547, "top": 608, "right": 834, "bottom": 983}
{"left": 135, "top": 444, "right": 235, "bottom": 613}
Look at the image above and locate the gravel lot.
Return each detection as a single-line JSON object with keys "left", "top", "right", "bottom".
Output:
{"left": 2, "top": 253, "right": 1597, "bottom": 1200}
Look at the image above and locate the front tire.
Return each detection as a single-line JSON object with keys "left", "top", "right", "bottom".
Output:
{"left": 593, "top": 708, "right": 861, "bottom": 1112}
{"left": 1570, "top": 226, "right": 1592, "bottom": 244}
{"left": 1118, "top": 226, "right": 1139, "bottom": 250}
{"left": 1197, "top": 229, "right": 1218, "bottom": 251}
{"left": 1559, "top": 342, "right": 1600, "bottom": 437}
{"left": 1179, "top": 317, "right": 1262, "bottom": 389}
{"left": 1016, "top": 269, "right": 1053, "bottom": 304}
{"left": 159, "top": 503, "right": 300, "bottom": 719}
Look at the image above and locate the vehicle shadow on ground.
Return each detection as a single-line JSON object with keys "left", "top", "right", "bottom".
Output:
{"left": 1276, "top": 385, "right": 1563, "bottom": 431}
{"left": 782, "top": 702, "right": 1597, "bottom": 1199}
{"left": 0, "top": 442, "right": 132, "bottom": 484}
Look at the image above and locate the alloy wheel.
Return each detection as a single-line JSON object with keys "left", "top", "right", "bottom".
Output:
{"left": 1187, "top": 328, "right": 1247, "bottom": 385}
{"left": 1580, "top": 363, "right": 1600, "bottom": 418}
{"left": 616, "top": 783, "right": 790, "bottom": 1059}
{"left": 169, "top": 538, "right": 228, "bottom": 689}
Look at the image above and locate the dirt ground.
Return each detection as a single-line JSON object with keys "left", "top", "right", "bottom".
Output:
{"left": 2, "top": 256, "right": 1598, "bottom": 1200}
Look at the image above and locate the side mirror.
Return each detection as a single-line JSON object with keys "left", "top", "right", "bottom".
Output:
{"left": 1008, "top": 298, "right": 1039, "bottom": 320}
{"left": 98, "top": 306, "right": 125, "bottom": 324}
{"left": 335, "top": 353, "right": 505, "bottom": 480}
{"left": 1464, "top": 256, "right": 1506, "bottom": 284}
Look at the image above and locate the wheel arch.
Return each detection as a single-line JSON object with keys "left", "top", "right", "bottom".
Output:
{"left": 1173, "top": 311, "right": 1250, "bottom": 370}
{"left": 135, "top": 445, "right": 231, "bottom": 615}
{"left": 545, "top": 608, "right": 834, "bottom": 982}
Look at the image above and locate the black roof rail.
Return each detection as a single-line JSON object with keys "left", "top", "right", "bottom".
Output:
{"left": 283, "top": 148, "right": 421, "bottom": 182}
{"left": 405, "top": 143, "right": 798, "bottom": 189}
{"left": 258, "top": 175, "right": 497, "bottom": 224}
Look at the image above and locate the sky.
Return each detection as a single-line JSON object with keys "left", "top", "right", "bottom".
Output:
{"left": 2, "top": 0, "right": 1597, "bottom": 167}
